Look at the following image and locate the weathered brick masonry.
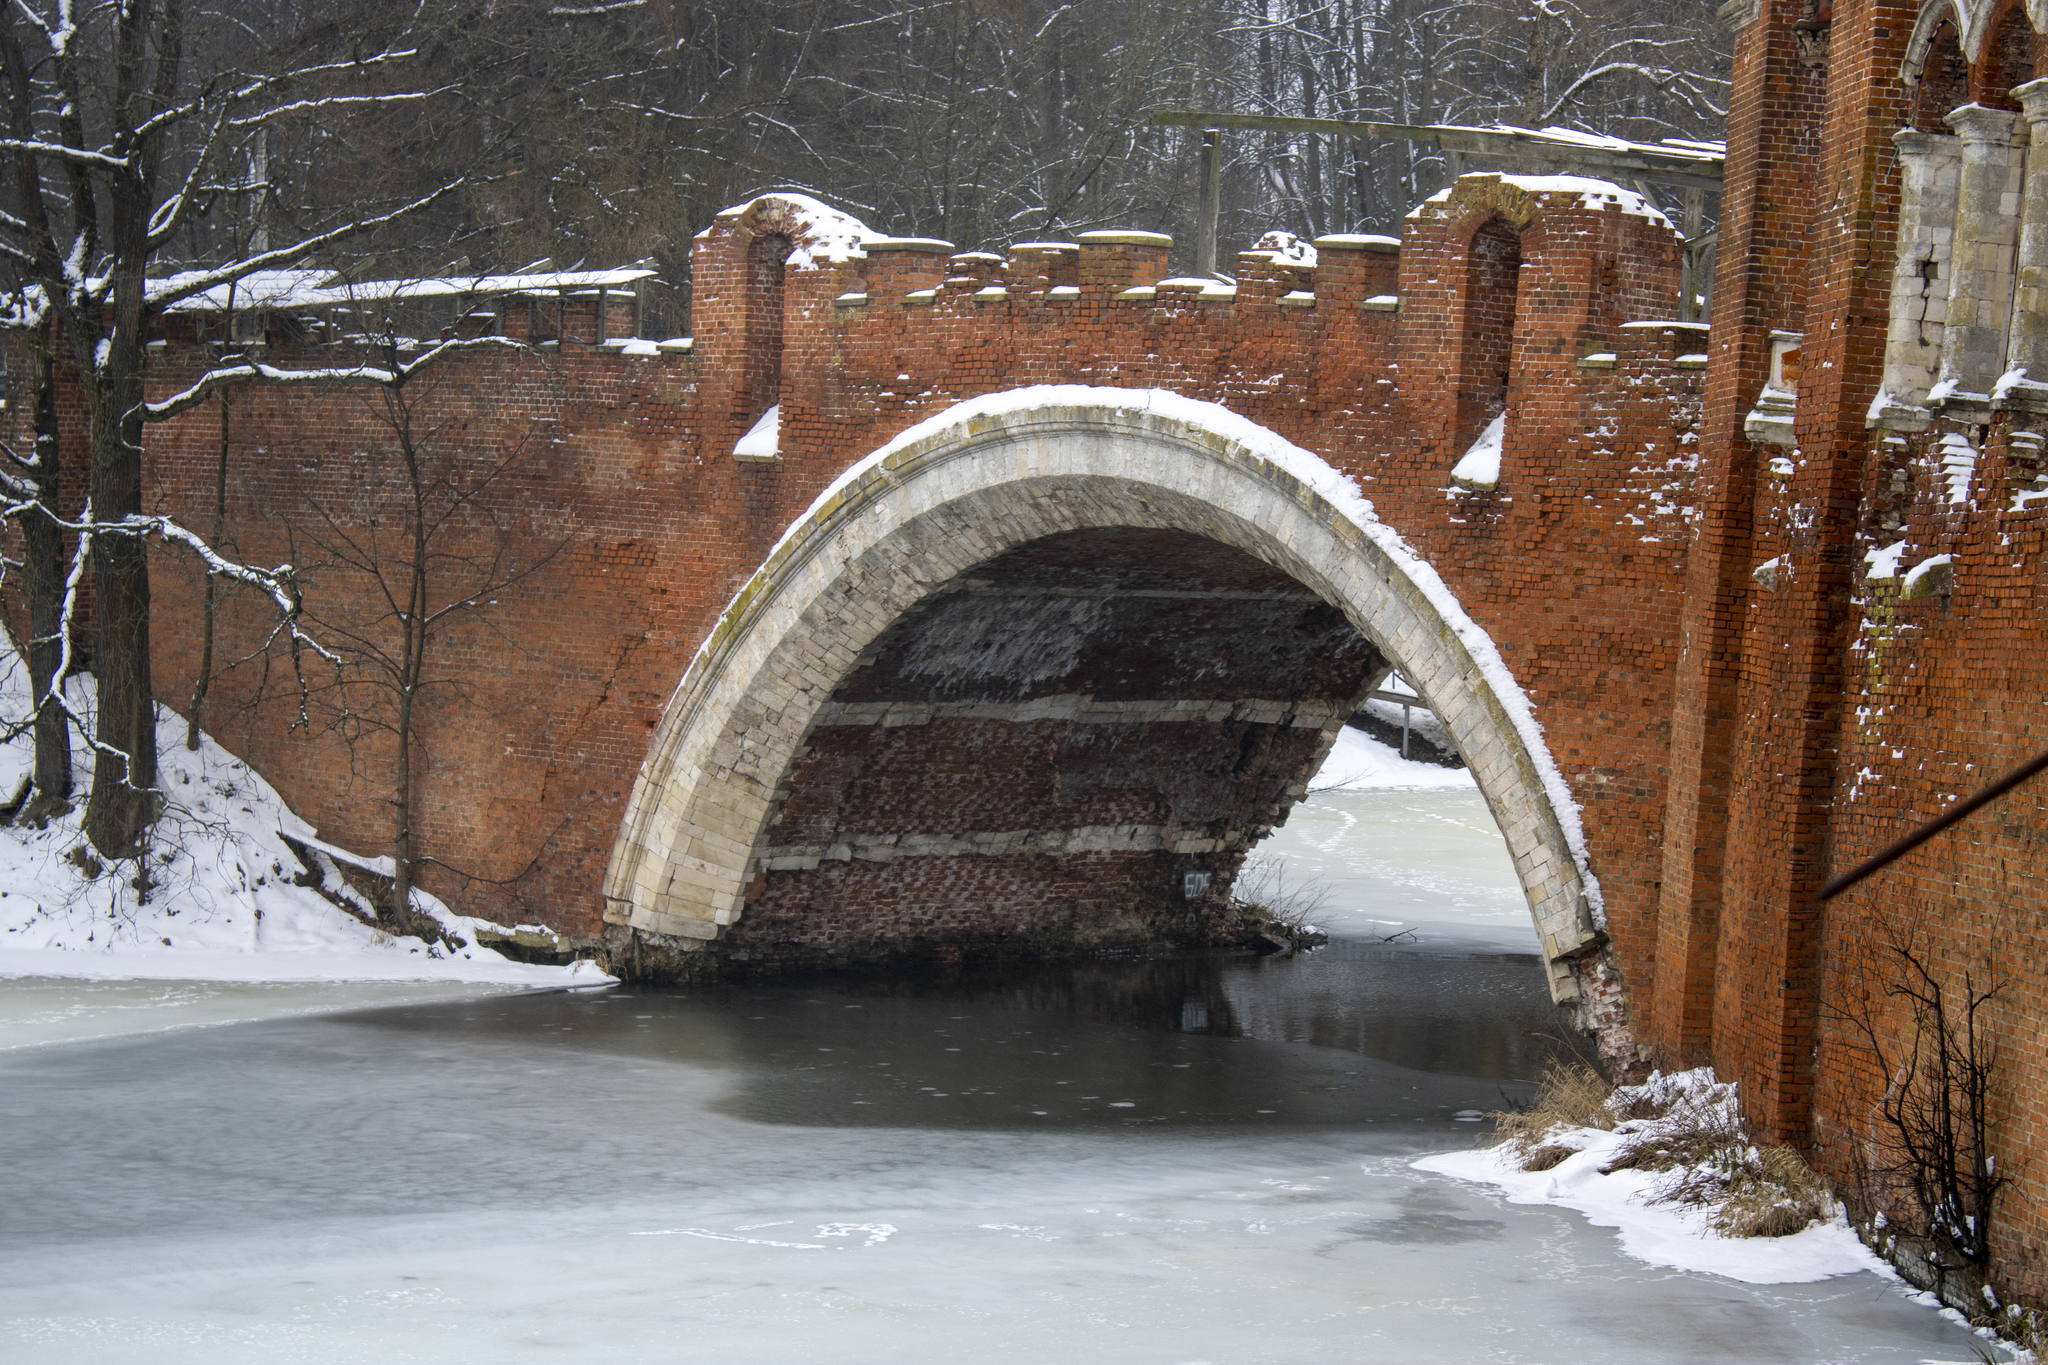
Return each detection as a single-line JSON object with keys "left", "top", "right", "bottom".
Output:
{"left": 13, "top": 0, "right": 2048, "bottom": 1296}
{"left": 1657, "top": 0, "right": 2048, "bottom": 1306}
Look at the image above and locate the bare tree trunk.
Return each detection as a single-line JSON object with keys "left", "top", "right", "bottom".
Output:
{"left": 389, "top": 391, "right": 429, "bottom": 920}
{"left": 83, "top": 323, "right": 158, "bottom": 856}
{"left": 81, "top": 0, "right": 178, "bottom": 859}
{"left": 21, "top": 318, "right": 70, "bottom": 804}
{"left": 185, "top": 387, "right": 230, "bottom": 751}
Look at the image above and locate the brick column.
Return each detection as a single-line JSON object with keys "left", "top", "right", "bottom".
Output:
{"left": 1870, "top": 129, "right": 1960, "bottom": 427}
{"left": 1651, "top": 0, "right": 1828, "bottom": 1069}
{"left": 1698, "top": 0, "right": 1916, "bottom": 1145}
{"left": 1931, "top": 104, "right": 2021, "bottom": 419}
{"left": 2001, "top": 79, "right": 2048, "bottom": 410}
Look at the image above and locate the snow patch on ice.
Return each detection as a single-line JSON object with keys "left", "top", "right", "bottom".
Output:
{"left": 1415, "top": 1069, "right": 1888, "bottom": 1286}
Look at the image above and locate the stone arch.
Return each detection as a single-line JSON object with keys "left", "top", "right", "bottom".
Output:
{"left": 1972, "top": 0, "right": 2042, "bottom": 106}
{"left": 1904, "top": 0, "right": 1999, "bottom": 81}
{"left": 604, "top": 388, "right": 1610, "bottom": 1011}
{"left": 1911, "top": 13, "right": 1973, "bottom": 130}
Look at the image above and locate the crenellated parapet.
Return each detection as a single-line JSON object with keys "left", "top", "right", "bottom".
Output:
{"left": 674, "top": 175, "right": 1695, "bottom": 507}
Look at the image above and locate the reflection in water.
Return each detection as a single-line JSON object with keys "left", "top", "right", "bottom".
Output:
{"left": 327, "top": 939, "right": 1572, "bottom": 1135}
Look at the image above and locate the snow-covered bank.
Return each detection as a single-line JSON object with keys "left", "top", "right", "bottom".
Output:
{"left": 0, "top": 657, "right": 611, "bottom": 987}
{"left": 0, "top": 976, "right": 528, "bottom": 1050}
{"left": 1416, "top": 1127, "right": 1882, "bottom": 1284}
{"left": 1310, "top": 722, "right": 1477, "bottom": 792}
{"left": 1413, "top": 1068, "right": 1884, "bottom": 1286}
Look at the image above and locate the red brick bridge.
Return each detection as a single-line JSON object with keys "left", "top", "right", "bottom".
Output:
{"left": 125, "top": 174, "right": 1698, "bottom": 1069}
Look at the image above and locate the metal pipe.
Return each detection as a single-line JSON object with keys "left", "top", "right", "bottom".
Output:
{"left": 1819, "top": 744, "right": 2048, "bottom": 900}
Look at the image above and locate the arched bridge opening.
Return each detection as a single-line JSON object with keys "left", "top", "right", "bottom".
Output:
{"left": 744, "top": 526, "right": 1382, "bottom": 956}
{"left": 604, "top": 389, "right": 1617, "bottom": 1038}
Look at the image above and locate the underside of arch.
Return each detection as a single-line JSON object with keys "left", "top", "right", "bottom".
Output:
{"left": 603, "top": 389, "right": 1607, "bottom": 1008}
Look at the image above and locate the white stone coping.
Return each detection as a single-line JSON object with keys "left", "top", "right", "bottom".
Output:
{"left": 1078, "top": 230, "right": 1173, "bottom": 247}
{"left": 867, "top": 236, "right": 956, "bottom": 253}
{"left": 1314, "top": 233, "right": 1400, "bottom": 252}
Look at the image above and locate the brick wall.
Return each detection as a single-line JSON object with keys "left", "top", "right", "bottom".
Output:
{"left": 1651, "top": 0, "right": 2048, "bottom": 1306}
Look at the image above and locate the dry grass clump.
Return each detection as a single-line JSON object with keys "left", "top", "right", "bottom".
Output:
{"left": 1661, "top": 1143, "right": 1836, "bottom": 1238}
{"left": 1612, "top": 1074, "right": 1836, "bottom": 1238}
{"left": 1491, "top": 1062, "right": 1614, "bottom": 1170}
{"left": 1491, "top": 1063, "right": 1838, "bottom": 1238}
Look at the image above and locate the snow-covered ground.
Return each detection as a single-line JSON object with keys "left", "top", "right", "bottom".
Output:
{"left": 0, "top": 654, "right": 610, "bottom": 991}
{"left": 1413, "top": 1068, "right": 2027, "bottom": 1359}
{"left": 1414, "top": 1070, "right": 1881, "bottom": 1286}
{"left": 1310, "top": 720, "right": 1474, "bottom": 792}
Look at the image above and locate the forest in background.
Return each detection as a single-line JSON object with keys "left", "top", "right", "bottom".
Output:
{"left": 143, "top": 0, "right": 1733, "bottom": 323}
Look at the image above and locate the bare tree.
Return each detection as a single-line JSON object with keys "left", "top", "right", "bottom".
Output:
{"left": 1201, "top": 0, "right": 1731, "bottom": 240}
{"left": 0, "top": 290, "right": 69, "bottom": 814}
{"left": 0, "top": 1, "right": 480, "bottom": 857}
{"left": 1834, "top": 941, "right": 2010, "bottom": 1278}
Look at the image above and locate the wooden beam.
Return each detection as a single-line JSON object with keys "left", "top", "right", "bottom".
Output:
{"left": 1149, "top": 111, "right": 1723, "bottom": 191}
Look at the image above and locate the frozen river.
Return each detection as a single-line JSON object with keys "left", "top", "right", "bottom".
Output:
{"left": 0, "top": 766, "right": 1992, "bottom": 1363}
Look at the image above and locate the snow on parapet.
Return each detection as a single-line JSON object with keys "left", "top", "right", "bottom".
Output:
{"left": 1248, "top": 230, "right": 1317, "bottom": 269}
{"left": 706, "top": 191, "right": 881, "bottom": 269}
{"left": 734, "top": 404, "right": 781, "bottom": 461}
{"left": 745, "top": 385, "right": 1606, "bottom": 923}
{"left": 1411, "top": 173, "right": 1677, "bottom": 232}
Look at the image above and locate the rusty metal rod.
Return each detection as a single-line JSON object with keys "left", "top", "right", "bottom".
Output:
{"left": 1819, "top": 744, "right": 2048, "bottom": 900}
